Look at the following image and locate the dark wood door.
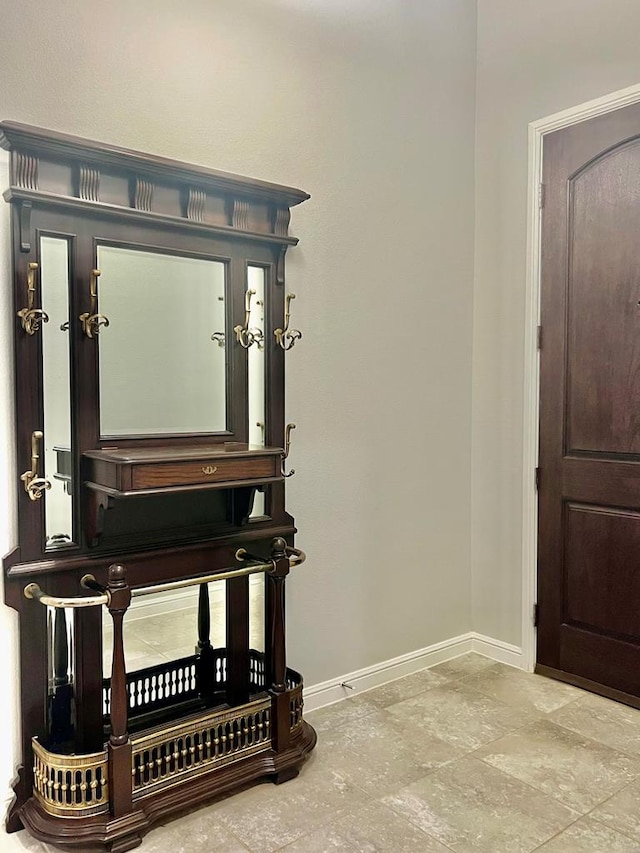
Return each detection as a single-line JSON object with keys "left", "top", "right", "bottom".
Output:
{"left": 537, "top": 101, "right": 640, "bottom": 705}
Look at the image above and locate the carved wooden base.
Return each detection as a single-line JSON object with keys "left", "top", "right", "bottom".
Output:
{"left": 14, "top": 722, "right": 316, "bottom": 852}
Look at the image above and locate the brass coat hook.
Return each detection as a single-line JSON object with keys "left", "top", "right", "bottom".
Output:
{"left": 20, "top": 430, "right": 51, "bottom": 501}
{"left": 17, "top": 262, "right": 49, "bottom": 335}
{"left": 234, "top": 289, "right": 263, "bottom": 349}
{"left": 79, "top": 269, "right": 110, "bottom": 338}
{"left": 274, "top": 293, "right": 302, "bottom": 351}
{"left": 281, "top": 423, "right": 296, "bottom": 478}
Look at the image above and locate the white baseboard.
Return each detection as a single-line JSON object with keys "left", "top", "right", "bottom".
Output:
{"left": 471, "top": 633, "right": 525, "bottom": 670}
{"left": 303, "top": 631, "right": 524, "bottom": 712}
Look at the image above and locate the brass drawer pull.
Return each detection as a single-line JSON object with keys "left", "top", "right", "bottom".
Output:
{"left": 202, "top": 465, "right": 218, "bottom": 475}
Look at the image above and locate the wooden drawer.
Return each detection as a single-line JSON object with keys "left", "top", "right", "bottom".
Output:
{"left": 83, "top": 444, "right": 284, "bottom": 495}
{"left": 132, "top": 455, "right": 277, "bottom": 489}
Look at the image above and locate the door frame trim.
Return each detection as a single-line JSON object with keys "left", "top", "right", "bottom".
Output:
{"left": 523, "top": 82, "right": 640, "bottom": 672}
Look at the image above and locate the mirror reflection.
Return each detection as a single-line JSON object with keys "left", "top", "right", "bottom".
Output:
{"left": 41, "top": 236, "right": 74, "bottom": 548}
{"left": 248, "top": 266, "right": 266, "bottom": 518}
{"left": 97, "top": 246, "right": 227, "bottom": 437}
{"left": 102, "top": 577, "right": 265, "bottom": 672}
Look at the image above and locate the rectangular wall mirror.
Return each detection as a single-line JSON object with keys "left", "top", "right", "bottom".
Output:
{"left": 41, "top": 235, "right": 74, "bottom": 549}
{"left": 248, "top": 266, "right": 266, "bottom": 518}
{"left": 97, "top": 246, "right": 227, "bottom": 438}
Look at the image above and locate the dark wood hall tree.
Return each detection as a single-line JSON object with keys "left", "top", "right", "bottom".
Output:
{"left": 1, "top": 121, "right": 315, "bottom": 851}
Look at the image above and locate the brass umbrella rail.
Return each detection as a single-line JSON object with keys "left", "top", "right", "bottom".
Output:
{"left": 23, "top": 584, "right": 109, "bottom": 608}
{"left": 22, "top": 546, "right": 306, "bottom": 608}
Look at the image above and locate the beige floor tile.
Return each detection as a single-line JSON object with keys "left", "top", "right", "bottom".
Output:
{"left": 381, "top": 756, "right": 577, "bottom": 853}
{"left": 277, "top": 825, "right": 357, "bottom": 851}
{"left": 461, "top": 664, "right": 584, "bottom": 714}
{"left": 533, "top": 815, "right": 639, "bottom": 852}
{"left": 591, "top": 777, "right": 640, "bottom": 842}
{"left": 430, "top": 653, "right": 494, "bottom": 681}
{"left": 387, "top": 681, "right": 538, "bottom": 751}
{"left": 549, "top": 692, "right": 640, "bottom": 756}
{"left": 476, "top": 719, "right": 640, "bottom": 813}
{"left": 334, "top": 802, "right": 453, "bottom": 852}
{"left": 140, "top": 808, "right": 250, "bottom": 852}
{"left": 306, "top": 696, "right": 380, "bottom": 735}
{"left": 353, "top": 669, "right": 450, "bottom": 710}
{"left": 208, "top": 769, "right": 371, "bottom": 853}
{"left": 304, "top": 706, "right": 466, "bottom": 795}
{"left": 281, "top": 802, "right": 452, "bottom": 852}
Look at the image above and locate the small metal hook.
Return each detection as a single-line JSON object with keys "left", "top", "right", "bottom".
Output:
{"left": 17, "top": 262, "right": 50, "bottom": 335}
{"left": 281, "top": 423, "right": 296, "bottom": 477}
{"left": 79, "top": 269, "right": 109, "bottom": 338}
{"left": 274, "top": 293, "right": 302, "bottom": 351}
{"left": 234, "top": 289, "right": 263, "bottom": 349}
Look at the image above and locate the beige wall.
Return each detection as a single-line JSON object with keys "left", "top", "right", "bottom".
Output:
{"left": 0, "top": 0, "right": 477, "bottom": 806}
{"left": 473, "top": 0, "right": 640, "bottom": 643}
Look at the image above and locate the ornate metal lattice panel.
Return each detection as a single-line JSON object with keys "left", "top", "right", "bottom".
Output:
{"left": 32, "top": 738, "right": 108, "bottom": 817}
{"left": 131, "top": 698, "right": 271, "bottom": 798}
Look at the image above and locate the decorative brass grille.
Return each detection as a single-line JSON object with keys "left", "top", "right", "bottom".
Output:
{"left": 32, "top": 738, "right": 108, "bottom": 817}
{"left": 290, "top": 681, "right": 304, "bottom": 729}
{"left": 131, "top": 698, "right": 271, "bottom": 797}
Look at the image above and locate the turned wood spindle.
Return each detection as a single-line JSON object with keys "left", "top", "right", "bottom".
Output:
{"left": 106, "top": 564, "right": 132, "bottom": 817}
{"left": 267, "top": 537, "right": 290, "bottom": 755}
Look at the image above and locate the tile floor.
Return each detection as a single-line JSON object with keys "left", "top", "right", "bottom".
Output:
{"left": 8, "top": 653, "right": 640, "bottom": 852}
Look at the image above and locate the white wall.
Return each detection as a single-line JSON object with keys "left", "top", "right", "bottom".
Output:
{"left": 0, "top": 0, "right": 477, "bottom": 812}
{"left": 473, "top": 0, "right": 640, "bottom": 644}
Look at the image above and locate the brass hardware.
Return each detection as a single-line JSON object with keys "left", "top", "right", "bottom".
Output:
{"left": 202, "top": 465, "right": 218, "bottom": 475}
{"left": 282, "top": 422, "right": 296, "bottom": 477}
{"left": 131, "top": 699, "right": 271, "bottom": 798}
{"left": 131, "top": 559, "right": 277, "bottom": 599}
{"left": 20, "top": 430, "right": 51, "bottom": 501}
{"left": 17, "top": 261, "right": 49, "bottom": 335}
{"left": 285, "top": 544, "right": 306, "bottom": 567}
{"left": 235, "top": 544, "right": 305, "bottom": 568}
{"left": 234, "top": 288, "right": 263, "bottom": 349}
{"left": 81, "top": 573, "right": 107, "bottom": 593}
{"left": 274, "top": 293, "right": 302, "bottom": 351}
{"left": 24, "top": 582, "right": 109, "bottom": 609}
{"left": 79, "top": 268, "right": 110, "bottom": 338}
{"left": 210, "top": 331, "right": 225, "bottom": 347}
{"left": 32, "top": 738, "right": 109, "bottom": 817}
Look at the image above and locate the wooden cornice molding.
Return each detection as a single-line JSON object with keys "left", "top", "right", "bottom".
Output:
{"left": 0, "top": 121, "right": 309, "bottom": 242}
